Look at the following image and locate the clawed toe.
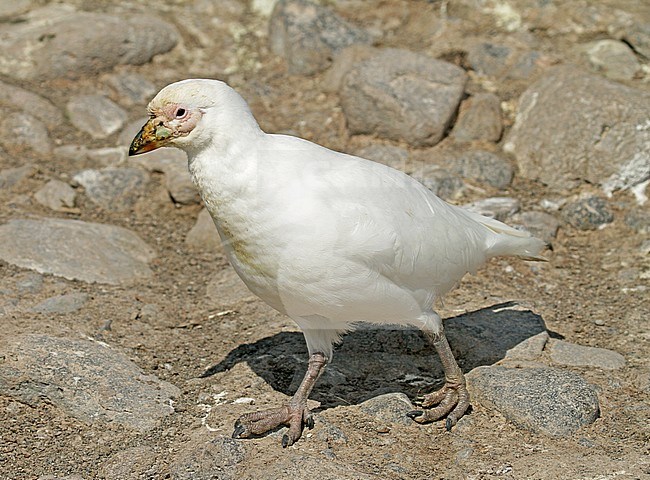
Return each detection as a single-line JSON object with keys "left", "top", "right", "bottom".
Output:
{"left": 232, "top": 404, "right": 313, "bottom": 447}
{"left": 408, "top": 381, "right": 470, "bottom": 429}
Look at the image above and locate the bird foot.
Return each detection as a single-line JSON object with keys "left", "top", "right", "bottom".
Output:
{"left": 232, "top": 404, "right": 314, "bottom": 447}
{"left": 407, "top": 379, "right": 470, "bottom": 430}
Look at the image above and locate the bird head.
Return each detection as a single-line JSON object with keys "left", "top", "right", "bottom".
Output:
{"left": 129, "top": 79, "right": 251, "bottom": 156}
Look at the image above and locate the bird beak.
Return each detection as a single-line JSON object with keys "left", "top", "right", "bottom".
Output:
{"left": 128, "top": 117, "right": 173, "bottom": 156}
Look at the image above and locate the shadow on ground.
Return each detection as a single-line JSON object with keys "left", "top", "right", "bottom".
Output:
{"left": 202, "top": 303, "right": 553, "bottom": 408}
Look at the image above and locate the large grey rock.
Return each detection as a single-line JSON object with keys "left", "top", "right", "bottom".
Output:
{"left": 0, "top": 335, "right": 179, "bottom": 431}
{"left": 169, "top": 435, "right": 245, "bottom": 480}
{"left": 34, "top": 179, "right": 77, "bottom": 212}
{"left": 467, "top": 366, "right": 600, "bottom": 437}
{"left": 562, "top": 196, "right": 613, "bottom": 230}
{"left": 269, "top": 0, "right": 372, "bottom": 75}
{"left": 504, "top": 66, "right": 650, "bottom": 191}
{"left": 341, "top": 49, "right": 467, "bottom": 146}
{"left": 0, "top": 112, "right": 52, "bottom": 154}
{"left": 0, "top": 5, "right": 179, "bottom": 80}
{"left": 0, "top": 218, "right": 155, "bottom": 284}
{"left": 451, "top": 93, "right": 503, "bottom": 143}
{"left": 73, "top": 167, "right": 148, "bottom": 211}
{"left": 67, "top": 95, "right": 127, "bottom": 139}
{"left": 548, "top": 340, "right": 626, "bottom": 370}
{"left": 0, "top": 80, "right": 63, "bottom": 129}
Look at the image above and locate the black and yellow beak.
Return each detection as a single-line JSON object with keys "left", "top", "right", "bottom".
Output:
{"left": 128, "top": 118, "right": 173, "bottom": 156}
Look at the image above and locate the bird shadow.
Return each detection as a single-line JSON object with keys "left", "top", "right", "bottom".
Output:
{"left": 202, "top": 302, "right": 557, "bottom": 409}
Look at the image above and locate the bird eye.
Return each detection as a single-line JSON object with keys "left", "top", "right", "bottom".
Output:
{"left": 175, "top": 107, "right": 186, "bottom": 118}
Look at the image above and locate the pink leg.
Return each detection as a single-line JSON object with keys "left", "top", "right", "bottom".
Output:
{"left": 232, "top": 352, "right": 327, "bottom": 447}
{"left": 408, "top": 331, "right": 470, "bottom": 430}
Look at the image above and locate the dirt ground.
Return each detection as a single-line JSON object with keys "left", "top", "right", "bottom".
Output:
{"left": 1, "top": 1, "right": 649, "bottom": 479}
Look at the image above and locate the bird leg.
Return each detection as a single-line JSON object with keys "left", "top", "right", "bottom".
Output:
{"left": 408, "top": 330, "right": 470, "bottom": 430}
{"left": 232, "top": 352, "right": 327, "bottom": 447}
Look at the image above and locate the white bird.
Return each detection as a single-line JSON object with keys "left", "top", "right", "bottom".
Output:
{"left": 129, "top": 79, "right": 546, "bottom": 447}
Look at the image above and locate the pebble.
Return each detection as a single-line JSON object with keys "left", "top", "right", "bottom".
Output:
{"left": 582, "top": 39, "right": 640, "bottom": 81}
{"left": 463, "top": 197, "right": 520, "bottom": 221}
{"left": 0, "top": 334, "right": 180, "bottom": 431}
{"left": 185, "top": 208, "right": 221, "bottom": 251}
{"left": 504, "top": 331, "right": 549, "bottom": 362}
{"left": 341, "top": 48, "right": 467, "bottom": 146}
{"left": 467, "top": 366, "right": 600, "bottom": 437}
{"left": 15, "top": 272, "right": 44, "bottom": 295}
{"left": 625, "top": 208, "right": 650, "bottom": 235}
{"left": 467, "top": 42, "right": 545, "bottom": 80}
{"left": 548, "top": 340, "right": 626, "bottom": 370}
{"left": 561, "top": 197, "right": 614, "bottom": 230}
{"left": 354, "top": 144, "right": 409, "bottom": 171}
{"left": 34, "top": 179, "right": 77, "bottom": 212}
{"left": 0, "top": 5, "right": 178, "bottom": 80}
{"left": 67, "top": 95, "right": 128, "bottom": 139}
{"left": 30, "top": 293, "right": 89, "bottom": 314}
{"left": 73, "top": 167, "right": 148, "bottom": 211}
{"left": 510, "top": 211, "right": 560, "bottom": 243}
{"left": 415, "top": 166, "right": 465, "bottom": 200}
{"left": 164, "top": 162, "right": 201, "bottom": 205}
{"left": 0, "top": 112, "right": 52, "bottom": 154}
{"left": 169, "top": 435, "right": 245, "bottom": 480}
{"left": 450, "top": 150, "right": 513, "bottom": 189}
{"left": 269, "top": 0, "right": 372, "bottom": 75}
{"left": 0, "top": 164, "right": 37, "bottom": 190}
{"left": 451, "top": 93, "right": 503, "bottom": 143}
{"left": 467, "top": 42, "right": 513, "bottom": 76}
{"left": 0, "top": 218, "right": 155, "bottom": 285}
{"left": 358, "top": 392, "right": 415, "bottom": 426}
{"left": 504, "top": 66, "right": 650, "bottom": 191}
{"left": 0, "top": 80, "right": 63, "bottom": 130}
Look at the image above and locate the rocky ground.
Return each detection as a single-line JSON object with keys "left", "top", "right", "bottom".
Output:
{"left": 0, "top": 1, "right": 649, "bottom": 479}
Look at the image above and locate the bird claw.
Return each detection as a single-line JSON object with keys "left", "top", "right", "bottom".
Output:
{"left": 408, "top": 380, "right": 470, "bottom": 429}
{"left": 231, "top": 404, "right": 314, "bottom": 447}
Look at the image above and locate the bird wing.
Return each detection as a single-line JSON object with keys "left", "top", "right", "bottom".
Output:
{"left": 263, "top": 134, "right": 494, "bottom": 299}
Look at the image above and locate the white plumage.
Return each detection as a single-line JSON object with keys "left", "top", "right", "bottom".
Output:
{"left": 129, "top": 79, "right": 546, "bottom": 447}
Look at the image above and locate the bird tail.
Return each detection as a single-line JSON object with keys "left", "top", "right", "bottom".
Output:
{"left": 465, "top": 210, "right": 548, "bottom": 261}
